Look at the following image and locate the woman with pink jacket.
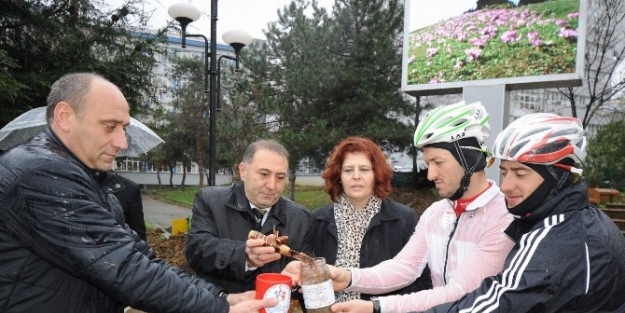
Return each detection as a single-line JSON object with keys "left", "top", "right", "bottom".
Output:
{"left": 283, "top": 101, "right": 515, "bottom": 313}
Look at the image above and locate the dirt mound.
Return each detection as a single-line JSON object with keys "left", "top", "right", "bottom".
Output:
{"left": 389, "top": 187, "right": 441, "bottom": 216}
{"left": 147, "top": 187, "right": 440, "bottom": 267}
{"left": 147, "top": 229, "right": 193, "bottom": 272}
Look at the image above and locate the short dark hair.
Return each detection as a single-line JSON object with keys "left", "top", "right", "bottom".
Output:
{"left": 242, "top": 139, "right": 290, "bottom": 165}
{"left": 46, "top": 73, "right": 106, "bottom": 124}
{"left": 322, "top": 136, "right": 393, "bottom": 202}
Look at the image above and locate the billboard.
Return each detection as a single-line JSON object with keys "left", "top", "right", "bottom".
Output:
{"left": 402, "top": 0, "right": 588, "bottom": 96}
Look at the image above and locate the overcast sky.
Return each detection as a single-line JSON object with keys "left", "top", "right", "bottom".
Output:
{"left": 104, "top": 0, "right": 548, "bottom": 42}
{"left": 106, "top": 0, "right": 333, "bottom": 41}
{"left": 104, "top": 0, "right": 486, "bottom": 42}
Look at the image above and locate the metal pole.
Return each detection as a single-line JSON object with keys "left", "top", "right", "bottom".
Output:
{"left": 413, "top": 96, "right": 420, "bottom": 186}
{"left": 209, "top": 0, "right": 218, "bottom": 186}
{"left": 217, "top": 55, "right": 237, "bottom": 111}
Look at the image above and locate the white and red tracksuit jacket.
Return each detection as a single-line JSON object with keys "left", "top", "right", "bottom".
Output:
{"left": 347, "top": 181, "right": 514, "bottom": 312}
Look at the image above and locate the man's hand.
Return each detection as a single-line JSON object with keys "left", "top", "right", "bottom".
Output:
{"left": 331, "top": 299, "right": 373, "bottom": 313}
{"left": 245, "top": 235, "right": 281, "bottom": 268}
{"left": 226, "top": 291, "right": 255, "bottom": 305}
{"left": 228, "top": 297, "right": 278, "bottom": 313}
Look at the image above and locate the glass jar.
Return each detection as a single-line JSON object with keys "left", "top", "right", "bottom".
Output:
{"left": 300, "top": 257, "right": 335, "bottom": 313}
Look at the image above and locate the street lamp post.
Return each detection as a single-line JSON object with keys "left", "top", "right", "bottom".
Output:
{"left": 168, "top": 3, "right": 252, "bottom": 186}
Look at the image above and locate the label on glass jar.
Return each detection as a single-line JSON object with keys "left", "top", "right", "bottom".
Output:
{"left": 301, "top": 280, "right": 336, "bottom": 309}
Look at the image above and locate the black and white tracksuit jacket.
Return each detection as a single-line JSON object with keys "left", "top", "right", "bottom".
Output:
{"left": 423, "top": 182, "right": 625, "bottom": 313}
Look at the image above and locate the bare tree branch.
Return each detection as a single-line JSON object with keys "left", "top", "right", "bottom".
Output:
{"left": 558, "top": 0, "right": 625, "bottom": 128}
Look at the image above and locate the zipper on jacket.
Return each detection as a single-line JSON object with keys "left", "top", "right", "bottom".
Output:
{"left": 443, "top": 217, "right": 460, "bottom": 285}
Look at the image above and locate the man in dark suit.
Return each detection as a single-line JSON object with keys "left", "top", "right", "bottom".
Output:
{"left": 108, "top": 174, "right": 147, "bottom": 241}
{"left": 185, "top": 139, "right": 314, "bottom": 293}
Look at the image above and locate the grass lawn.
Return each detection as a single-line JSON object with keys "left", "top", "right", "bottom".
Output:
{"left": 151, "top": 185, "right": 330, "bottom": 211}
{"left": 145, "top": 219, "right": 156, "bottom": 230}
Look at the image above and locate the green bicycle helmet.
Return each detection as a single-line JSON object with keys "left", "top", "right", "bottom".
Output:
{"left": 414, "top": 101, "right": 490, "bottom": 149}
{"left": 413, "top": 101, "right": 491, "bottom": 200}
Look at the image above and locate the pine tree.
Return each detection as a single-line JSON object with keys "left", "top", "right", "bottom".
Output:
{"left": 322, "top": 0, "right": 415, "bottom": 157}
{"left": 244, "top": 0, "right": 337, "bottom": 195}
{"left": 245, "top": 0, "right": 416, "bottom": 198}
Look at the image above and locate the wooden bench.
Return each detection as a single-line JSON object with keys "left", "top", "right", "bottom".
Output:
{"left": 588, "top": 188, "right": 621, "bottom": 205}
{"left": 606, "top": 203, "right": 625, "bottom": 209}
{"left": 601, "top": 203, "right": 625, "bottom": 236}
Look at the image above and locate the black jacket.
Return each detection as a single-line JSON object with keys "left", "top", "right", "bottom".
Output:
{"left": 186, "top": 182, "right": 315, "bottom": 293}
{"left": 0, "top": 128, "right": 228, "bottom": 313}
{"left": 424, "top": 182, "right": 625, "bottom": 313}
{"left": 105, "top": 174, "right": 147, "bottom": 241}
{"left": 312, "top": 199, "right": 433, "bottom": 300}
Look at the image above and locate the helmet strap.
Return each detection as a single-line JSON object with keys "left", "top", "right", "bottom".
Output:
{"left": 449, "top": 171, "right": 471, "bottom": 201}
{"left": 448, "top": 141, "right": 480, "bottom": 201}
{"left": 425, "top": 140, "right": 486, "bottom": 201}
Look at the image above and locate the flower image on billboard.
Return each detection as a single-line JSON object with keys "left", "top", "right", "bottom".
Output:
{"left": 402, "top": 0, "right": 587, "bottom": 95}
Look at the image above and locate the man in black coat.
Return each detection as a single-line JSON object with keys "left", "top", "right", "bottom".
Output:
{"left": 0, "top": 73, "right": 274, "bottom": 313}
{"left": 185, "top": 139, "right": 314, "bottom": 293}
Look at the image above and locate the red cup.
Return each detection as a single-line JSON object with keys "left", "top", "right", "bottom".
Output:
{"left": 255, "top": 273, "right": 292, "bottom": 313}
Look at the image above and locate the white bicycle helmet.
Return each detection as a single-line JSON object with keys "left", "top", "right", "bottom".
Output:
{"left": 492, "top": 113, "right": 586, "bottom": 168}
{"left": 414, "top": 101, "right": 490, "bottom": 149}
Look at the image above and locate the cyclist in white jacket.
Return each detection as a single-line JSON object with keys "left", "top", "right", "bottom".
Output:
{"left": 283, "top": 101, "right": 515, "bottom": 313}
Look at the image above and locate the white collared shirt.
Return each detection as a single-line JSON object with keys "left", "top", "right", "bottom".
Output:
{"left": 246, "top": 204, "right": 272, "bottom": 272}
{"left": 250, "top": 203, "right": 271, "bottom": 226}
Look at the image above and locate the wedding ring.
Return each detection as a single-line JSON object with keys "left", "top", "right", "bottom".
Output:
{"left": 256, "top": 254, "right": 260, "bottom": 260}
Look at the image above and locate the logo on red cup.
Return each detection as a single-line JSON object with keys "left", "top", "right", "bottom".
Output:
{"left": 256, "top": 273, "right": 292, "bottom": 313}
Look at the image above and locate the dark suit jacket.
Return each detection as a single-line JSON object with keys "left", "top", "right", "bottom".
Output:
{"left": 107, "top": 174, "right": 147, "bottom": 241}
{"left": 312, "top": 199, "right": 433, "bottom": 300}
{"left": 185, "top": 182, "right": 314, "bottom": 293}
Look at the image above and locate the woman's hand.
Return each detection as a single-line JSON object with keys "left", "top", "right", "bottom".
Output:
{"left": 281, "top": 260, "right": 303, "bottom": 286}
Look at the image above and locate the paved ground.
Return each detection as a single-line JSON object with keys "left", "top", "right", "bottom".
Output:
{"left": 141, "top": 194, "right": 191, "bottom": 231}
